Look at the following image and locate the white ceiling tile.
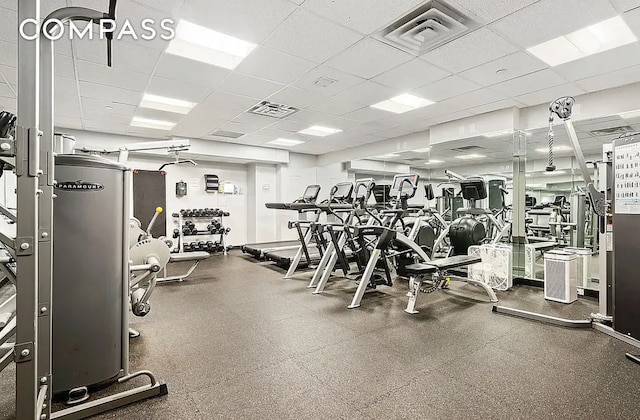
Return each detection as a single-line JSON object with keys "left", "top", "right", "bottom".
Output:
{"left": 254, "top": 127, "right": 299, "bottom": 140}
{"left": 53, "top": 37, "right": 73, "bottom": 57}
{"left": 74, "top": 38, "right": 161, "bottom": 74}
{"left": 0, "top": 82, "right": 15, "bottom": 98}
{"left": 458, "top": 52, "right": 546, "bottom": 87}
{"left": 323, "top": 118, "right": 362, "bottom": 130}
{"left": 153, "top": 54, "right": 229, "bottom": 88}
{"left": 0, "top": 1, "right": 16, "bottom": 10}
{"left": 54, "top": 55, "right": 76, "bottom": 79}
{"left": 553, "top": 43, "right": 640, "bottom": 82}
{"left": 490, "top": 69, "right": 567, "bottom": 97}
{"left": 308, "top": 97, "right": 364, "bottom": 116}
{"left": 421, "top": 28, "right": 518, "bottom": 73}
{"left": 201, "top": 91, "right": 258, "bottom": 112}
{"left": 0, "top": 65, "right": 16, "bottom": 85}
{"left": 54, "top": 115, "right": 83, "bottom": 129}
{"left": 237, "top": 48, "right": 316, "bottom": 85}
{"left": 146, "top": 77, "right": 211, "bottom": 103}
{"left": 378, "top": 127, "right": 414, "bottom": 139}
{"left": 232, "top": 112, "right": 278, "bottom": 128}
{"left": 371, "top": 58, "right": 451, "bottom": 91}
{"left": 324, "top": 38, "right": 412, "bottom": 79}
{"left": 293, "top": 65, "right": 365, "bottom": 96}
{"left": 330, "top": 81, "right": 396, "bottom": 106}
{"left": 81, "top": 97, "right": 136, "bottom": 116}
{"left": 219, "top": 121, "right": 262, "bottom": 135}
{"left": 0, "top": 7, "right": 17, "bottom": 44}
{"left": 465, "top": 98, "right": 524, "bottom": 116}
{"left": 55, "top": 93, "right": 81, "bottom": 118}
{"left": 173, "top": 115, "right": 227, "bottom": 138}
{"left": 216, "top": 73, "right": 285, "bottom": 100}
{"left": 624, "top": 6, "right": 640, "bottom": 38}
{"left": 181, "top": 0, "right": 297, "bottom": 44}
{"left": 446, "top": 0, "right": 540, "bottom": 23}
{"left": 82, "top": 111, "right": 132, "bottom": 125}
{"left": 574, "top": 65, "right": 640, "bottom": 93}
{"left": 42, "top": 0, "right": 68, "bottom": 16}
{"left": 414, "top": 76, "right": 481, "bottom": 102}
{"left": 343, "top": 107, "right": 394, "bottom": 123}
{"left": 126, "top": 127, "right": 169, "bottom": 139}
{"left": 79, "top": 81, "right": 142, "bottom": 105}
{"left": 266, "top": 86, "right": 326, "bottom": 109}
{"left": 76, "top": 60, "right": 150, "bottom": 92}
{"left": 83, "top": 120, "right": 129, "bottom": 134}
{"left": 264, "top": 8, "right": 363, "bottom": 63}
{"left": 181, "top": 103, "right": 240, "bottom": 123}
{"left": 131, "top": 0, "right": 185, "bottom": 14}
{"left": 303, "top": 0, "right": 424, "bottom": 35}
{"left": 613, "top": 0, "right": 640, "bottom": 11}
{"left": 0, "top": 41, "right": 16, "bottom": 68}
{"left": 488, "top": 0, "right": 618, "bottom": 48}
{"left": 54, "top": 77, "right": 77, "bottom": 97}
{"left": 268, "top": 119, "right": 309, "bottom": 133}
{"left": 287, "top": 109, "right": 335, "bottom": 125}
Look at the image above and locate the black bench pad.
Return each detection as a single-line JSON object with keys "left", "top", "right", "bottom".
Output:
{"left": 405, "top": 255, "right": 482, "bottom": 275}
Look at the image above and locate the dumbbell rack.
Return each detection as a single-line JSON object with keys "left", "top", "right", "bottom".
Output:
{"left": 173, "top": 210, "right": 231, "bottom": 255}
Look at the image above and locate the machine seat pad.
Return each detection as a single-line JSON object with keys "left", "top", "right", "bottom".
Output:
{"left": 265, "top": 203, "right": 290, "bottom": 210}
{"left": 170, "top": 251, "right": 210, "bottom": 262}
{"left": 403, "top": 263, "right": 438, "bottom": 275}
{"left": 427, "top": 255, "right": 481, "bottom": 270}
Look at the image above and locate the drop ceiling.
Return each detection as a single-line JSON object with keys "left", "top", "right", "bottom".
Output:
{"left": 0, "top": 0, "right": 639, "bottom": 157}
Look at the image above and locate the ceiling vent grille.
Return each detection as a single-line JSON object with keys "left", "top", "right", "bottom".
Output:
{"left": 376, "top": 1, "right": 479, "bottom": 55}
{"left": 589, "top": 126, "right": 634, "bottom": 136}
{"left": 452, "top": 145, "right": 484, "bottom": 152}
{"left": 248, "top": 101, "right": 300, "bottom": 119}
{"left": 210, "top": 130, "right": 244, "bottom": 139}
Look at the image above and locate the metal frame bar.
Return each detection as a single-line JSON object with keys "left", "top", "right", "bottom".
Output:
{"left": 491, "top": 305, "right": 592, "bottom": 328}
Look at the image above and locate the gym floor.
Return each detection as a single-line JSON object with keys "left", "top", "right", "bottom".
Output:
{"left": 1, "top": 252, "right": 639, "bottom": 419}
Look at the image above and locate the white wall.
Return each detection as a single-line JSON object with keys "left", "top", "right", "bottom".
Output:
{"left": 126, "top": 156, "right": 249, "bottom": 247}
{"left": 275, "top": 153, "right": 318, "bottom": 240}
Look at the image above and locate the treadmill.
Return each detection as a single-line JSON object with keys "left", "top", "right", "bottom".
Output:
{"left": 241, "top": 185, "right": 321, "bottom": 259}
{"left": 264, "top": 182, "right": 355, "bottom": 275}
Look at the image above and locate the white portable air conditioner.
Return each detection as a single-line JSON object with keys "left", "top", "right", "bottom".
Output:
{"left": 524, "top": 244, "right": 535, "bottom": 279}
{"left": 544, "top": 250, "right": 577, "bottom": 303}
{"left": 564, "top": 247, "right": 591, "bottom": 289}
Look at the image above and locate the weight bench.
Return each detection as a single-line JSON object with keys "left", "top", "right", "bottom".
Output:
{"left": 404, "top": 255, "right": 498, "bottom": 314}
{"left": 157, "top": 251, "right": 210, "bottom": 283}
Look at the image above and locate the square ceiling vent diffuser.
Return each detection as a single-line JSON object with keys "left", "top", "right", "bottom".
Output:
{"left": 376, "top": 0, "right": 479, "bottom": 55}
{"left": 248, "top": 101, "right": 300, "bottom": 119}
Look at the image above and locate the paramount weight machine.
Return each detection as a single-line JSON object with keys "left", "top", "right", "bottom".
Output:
{"left": 7, "top": 1, "right": 167, "bottom": 418}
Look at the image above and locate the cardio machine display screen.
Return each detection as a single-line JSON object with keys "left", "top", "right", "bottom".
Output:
{"left": 333, "top": 182, "right": 354, "bottom": 200}
{"left": 303, "top": 185, "right": 320, "bottom": 202}
{"left": 390, "top": 174, "right": 419, "bottom": 198}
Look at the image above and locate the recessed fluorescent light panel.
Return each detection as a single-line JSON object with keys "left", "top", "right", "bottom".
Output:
{"left": 544, "top": 170, "right": 566, "bottom": 175}
{"left": 377, "top": 153, "right": 401, "bottom": 159}
{"left": 130, "top": 117, "right": 176, "bottom": 130}
{"left": 371, "top": 94, "right": 435, "bottom": 114}
{"left": 536, "top": 146, "right": 572, "bottom": 153}
{"left": 166, "top": 20, "right": 257, "bottom": 69}
{"left": 298, "top": 126, "right": 342, "bottom": 137}
{"left": 455, "top": 154, "right": 485, "bottom": 160}
{"left": 266, "top": 138, "right": 304, "bottom": 147}
{"left": 413, "top": 147, "right": 431, "bottom": 153}
{"left": 425, "top": 159, "right": 444, "bottom": 164}
{"left": 527, "top": 16, "right": 637, "bottom": 66}
{"left": 139, "top": 94, "right": 196, "bottom": 114}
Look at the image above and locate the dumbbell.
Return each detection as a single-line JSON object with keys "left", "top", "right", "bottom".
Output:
{"left": 173, "top": 229, "right": 180, "bottom": 239}
{"left": 210, "top": 219, "right": 221, "bottom": 228}
{"left": 180, "top": 209, "right": 188, "bottom": 217}
{"left": 172, "top": 212, "right": 179, "bottom": 218}
{"left": 222, "top": 211, "right": 230, "bottom": 217}
{"left": 224, "top": 227, "right": 231, "bottom": 235}
{"left": 183, "top": 243, "right": 192, "bottom": 252}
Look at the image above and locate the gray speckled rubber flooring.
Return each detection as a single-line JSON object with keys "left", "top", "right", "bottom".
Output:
{"left": 0, "top": 251, "right": 639, "bottom": 419}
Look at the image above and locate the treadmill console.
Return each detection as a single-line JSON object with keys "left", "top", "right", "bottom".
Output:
{"left": 301, "top": 184, "right": 321, "bottom": 203}
{"left": 330, "top": 182, "right": 354, "bottom": 203}
{"left": 390, "top": 174, "right": 419, "bottom": 199}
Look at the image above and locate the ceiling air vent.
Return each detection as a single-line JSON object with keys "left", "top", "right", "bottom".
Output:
{"left": 210, "top": 130, "right": 244, "bottom": 139}
{"left": 248, "top": 101, "right": 300, "bottom": 119}
{"left": 589, "top": 126, "right": 634, "bottom": 136}
{"left": 376, "top": 0, "right": 479, "bottom": 55}
{"left": 452, "top": 145, "right": 483, "bottom": 152}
